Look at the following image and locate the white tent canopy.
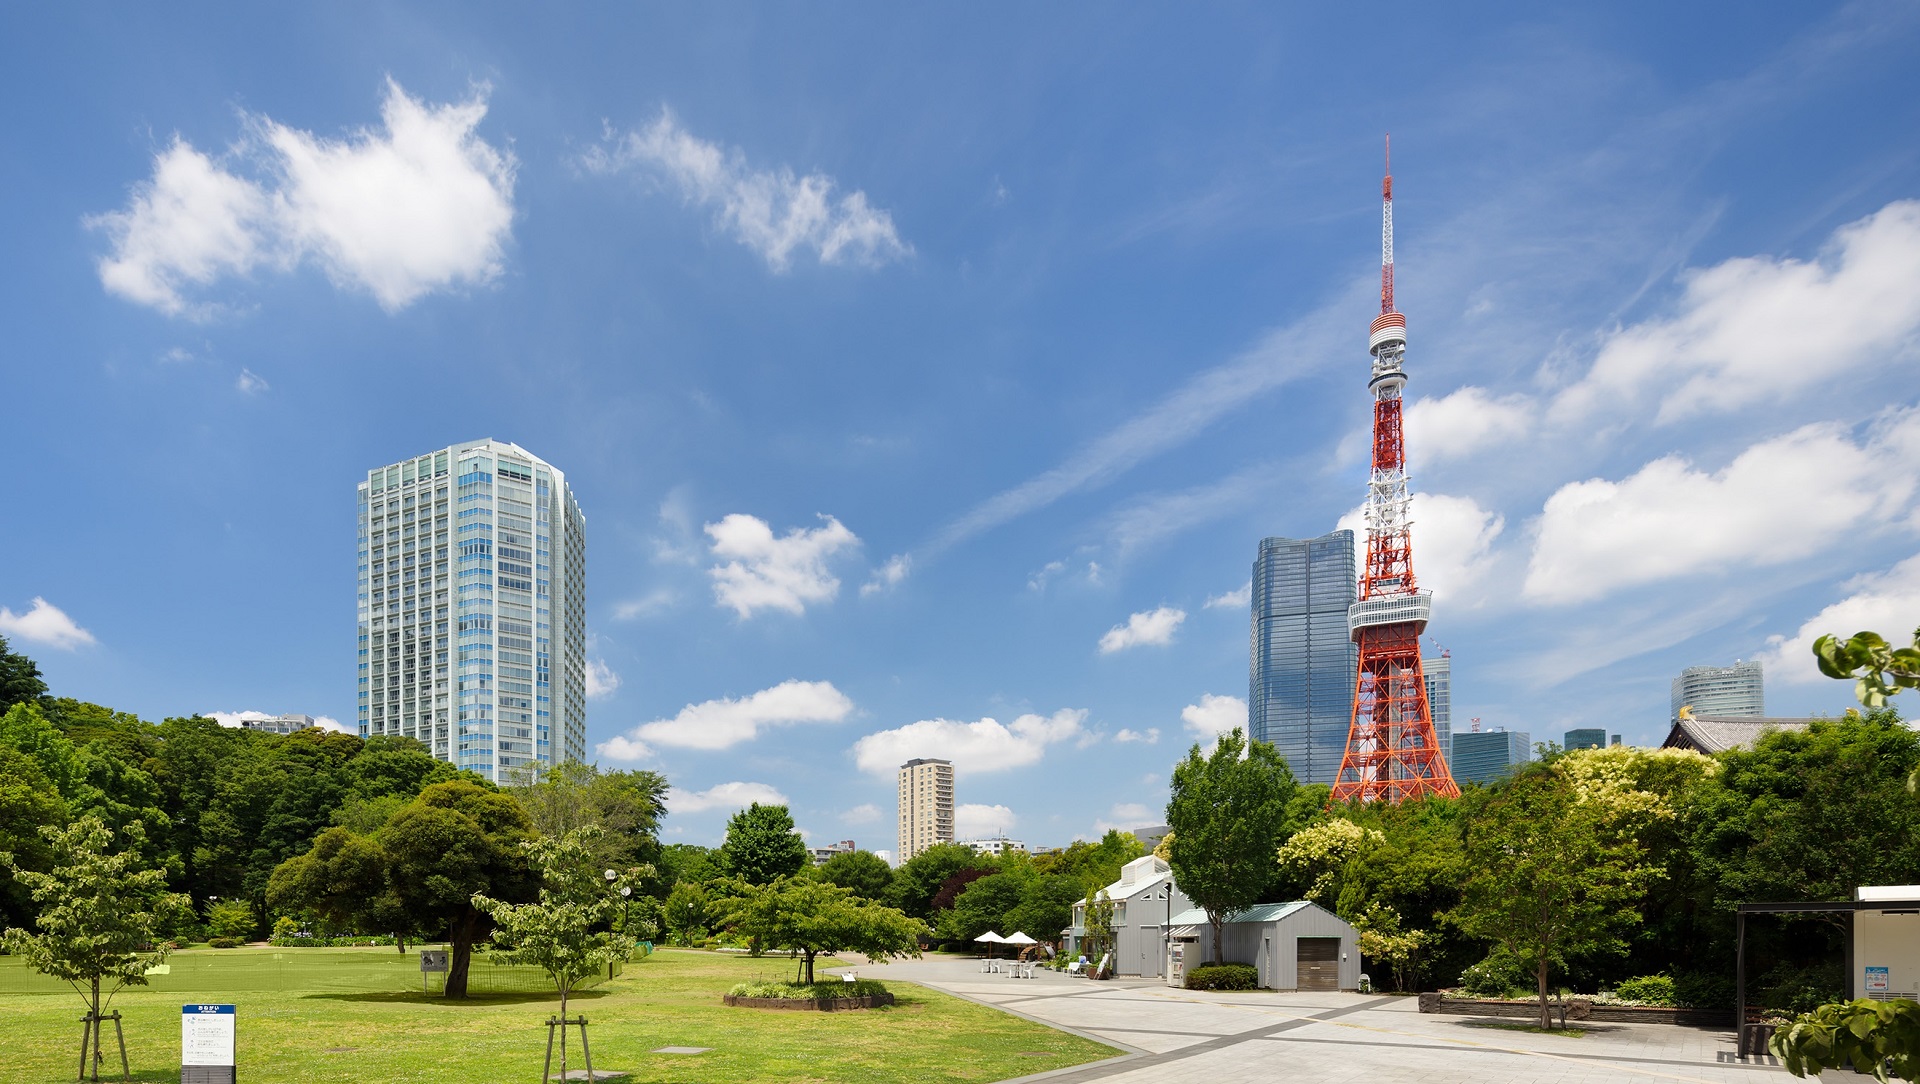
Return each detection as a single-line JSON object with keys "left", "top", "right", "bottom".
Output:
{"left": 974, "top": 931, "right": 1004, "bottom": 943}
{"left": 1001, "top": 931, "right": 1037, "bottom": 945}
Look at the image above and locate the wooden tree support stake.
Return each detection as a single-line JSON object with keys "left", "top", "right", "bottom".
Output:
{"left": 541, "top": 1014, "right": 593, "bottom": 1083}
{"left": 76, "top": 1010, "right": 130, "bottom": 1083}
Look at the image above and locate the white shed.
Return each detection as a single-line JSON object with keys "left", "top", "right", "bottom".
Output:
{"left": 1167, "top": 901, "right": 1360, "bottom": 991}
{"left": 1064, "top": 855, "right": 1193, "bottom": 979}
{"left": 1855, "top": 885, "right": 1920, "bottom": 1000}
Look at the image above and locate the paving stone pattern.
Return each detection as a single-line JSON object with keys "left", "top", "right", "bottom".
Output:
{"left": 847, "top": 958, "right": 1810, "bottom": 1084}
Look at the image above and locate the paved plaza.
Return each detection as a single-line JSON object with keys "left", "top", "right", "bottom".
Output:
{"left": 842, "top": 957, "right": 1854, "bottom": 1084}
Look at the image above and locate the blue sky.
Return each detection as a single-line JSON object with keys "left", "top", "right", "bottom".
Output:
{"left": 6, "top": 3, "right": 1920, "bottom": 854}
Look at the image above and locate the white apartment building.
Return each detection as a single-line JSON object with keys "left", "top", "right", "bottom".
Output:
{"left": 896, "top": 758, "right": 954, "bottom": 862}
{"left": 357, "top": 440, "right": 586, "bottom": 782}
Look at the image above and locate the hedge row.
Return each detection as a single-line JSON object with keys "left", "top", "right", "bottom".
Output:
{"left": 1185, "top": 963, "right": 1258, "bottom": 991}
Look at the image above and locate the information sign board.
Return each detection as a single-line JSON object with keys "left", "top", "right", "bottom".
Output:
{"left": 1867, "top": 966, "right": 1891, "bottom": 994}
{"left": 420, "top": 949, "right": 448, "bottom": 973}
{"left": 182, "top": 1004, "right": 235, "bottom": 1084}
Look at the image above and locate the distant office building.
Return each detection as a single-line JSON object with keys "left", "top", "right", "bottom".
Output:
{"left": 358, "top": 440, "right": 586, "bottom": 784}
{"left": 896, "top": 758, "right": 954, "bottom": 862}
{"left": 1250, "top": 530, "right": 1359, "bottom": 786}
{"left": 808, "top": 840, "right": 857, "bottom": 866}
{"left": 1423, "top": 651, "right": 1452, "bottom": 757}
{"left": 1611, "top": 734, "right": 1623, "bottom": 746}
{"left": 1565, "top": 728, "right": 1608, "bottom": 751}
{"left": 1671, "top": 661, "right": 1763, "bottom": 723}
{"left": 1131, "top": 824, "right": 1171, "bottom": 853}
{"left": 962, "top": 838, "right": 1026, "bottom": 858}
{"left": 1451, "top": 728, "right": 1531, "bottom": 784}
{"left": 242, "top": 713, "right": 315, "bottom": 736}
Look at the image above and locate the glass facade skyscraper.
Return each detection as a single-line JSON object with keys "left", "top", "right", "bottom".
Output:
{"left": 1249, "top": 530, "right": 1358, "bottom": 786}
{"left": 1422, "top": 651, "right": 1451, "bottom": 757}
{"left": 357, "top": 440, "right": 586, "bottom": 783}
{"left": 1451, "top": 729, "right": 1530, "bottom": 784}
{"left": 1670, "top": 660, "right": 1763, "bottom": 723}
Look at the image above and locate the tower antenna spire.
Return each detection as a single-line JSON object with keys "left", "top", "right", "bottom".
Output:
{"left": 1381, "top": 134, "right": 1394, "bottom": 316}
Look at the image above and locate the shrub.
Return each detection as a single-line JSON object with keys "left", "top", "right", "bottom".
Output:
{"left": 1613, "top": 974, "right": 1677, "bottom": 1006}
{"left": 208, "top": 937, "right": 243, "bottom": 949}
{"left": 1186, "top": 963, "right": 1258, "bottom": 991}
{"left": 207, "top": 901, "right": 255, "bottom": 940}
{"left": 726, "top": 979, "right": 891, "bottom": 1000}
{"left": 1674, "top": 971, "right": 1735, "bottom": 1011}
{"left": 1460, "top": 955, "right": 1531, "bottom": 998}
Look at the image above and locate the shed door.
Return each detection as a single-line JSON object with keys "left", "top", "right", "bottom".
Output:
{"left": 1296, "top": 937, "right": 1340, "bottom": 991}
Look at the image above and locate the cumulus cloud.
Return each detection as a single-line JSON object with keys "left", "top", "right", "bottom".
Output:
{"left": 1204, "top": 582, "right": 1251, "bottom": 610}
{"left": 585, "top": 659, "right": 621, "bottom": 700}
{"left": 1114, "top": 727, "right": 1160, "bottom": 744}
{"left": 671, "top": 781, "right": 790, "bottom": 814}
{"left": 88, "top": 79, "right": 515, "bottom": 316}
{"left": 839, "top": 803, "right": 883, "bottom": 825}
{"left": 706, "top": 513, "right": 860, "bottom": 618}
{"left": 595, "top": 679, "right": 854, "bottom": 759}
{"left": 956, "top": 803, "right": 1017, "bottom": 840}
{"left": 584, "top": 108, "right": 910, "bottom": 272}
{"left": 1523, "top": 414, "right": 1920, "bottom": 605}
{"left": 313, "top": 715, "right": 351, "bottom": 734}
{"left": 1181, "top": 694, "right": 1247, "bottom": 738}
{"left": 1093, "top": 802, "right": 1159, "bottom": 836}
{"left": 1098, "top": 606, "right": 1186, "bottom": 654}
{"left": 0, "top": 598, "right": 96, "bottom": 650}
{"left": 860, "top": 554, "right": 911, "bottom": 597}
{"left": 1757, "top": 554, "right": 1920, "bottom": 685}
{"left": 1406, "top": 387, "right": 1533, "bottom": 462}
{"left": 1340, "top": 493, "right": 1507, "bottom": 607}
{"left": 852, "top": 708, "right": 1089, "bottom": 775}
{"left": 1553, "top": 200, "right": 1920, "bottom": 424}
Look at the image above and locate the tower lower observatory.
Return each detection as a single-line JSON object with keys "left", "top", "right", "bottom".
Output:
{"left": 1329, "top": 139, "right": 1461, "bottom": 804}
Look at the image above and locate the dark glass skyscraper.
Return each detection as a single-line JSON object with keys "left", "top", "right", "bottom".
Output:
{"left": 1250, "top": 530, "right": 1358, "bottom": 786}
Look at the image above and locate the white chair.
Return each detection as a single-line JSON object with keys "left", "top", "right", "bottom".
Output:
{"left": 1066, "top": 959, "right": 1086, "bottom": 977}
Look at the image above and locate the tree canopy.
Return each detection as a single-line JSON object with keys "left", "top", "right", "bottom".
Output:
{"left": 717, "top": 877, "right": 925, "bottom": 983}
{"left": 817, "top": 849, "right": 895, "bottom": 901}
{"left": 1166, "top": 727, "right": 1301, "bottom": 964}
{"left": 717, "top": 803, "right": 809, "bottom": 886}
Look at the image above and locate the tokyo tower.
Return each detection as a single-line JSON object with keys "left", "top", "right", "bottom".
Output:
{"left": 1329, "top": 138, "right": 1461, "bottom": 804}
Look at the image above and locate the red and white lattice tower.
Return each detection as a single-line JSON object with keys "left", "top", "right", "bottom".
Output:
{"left": 1330, "top": 137, "right": 1461, "bottom": 804}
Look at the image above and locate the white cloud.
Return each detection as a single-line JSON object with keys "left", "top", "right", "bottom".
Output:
{"left": 1406, "top": 387, "right": 1533, "bottom": 462}
{"left": 585, "top": 659, "right": 621, "bottom": 700}
{"left": 1340, "top": 493, "right": 1508, "bottom": 607}
{"left": 1027, "top": 560, "right": 1067, "bottom": 592}
{"left": 860, "top": 554, "right": 911, "bottom": 597}
{"left": 613, "top": 589, "right": 676, "bottom": 620}
{"left": 90, "top": 140, "right": 274, "bottom": 316}
{"left": 852, "top": 708, "right": 1090, "bottom": 775}
{"left": 1098, "top": 606, "right": 1186, "bottom": 654}
{"left": 0, "top": 598, "right": 96, "bottom": 650}
{"left": 585, "top": 109, "right": 910, "bottom": 272}
{"left": 313, "top": 715, "right": 351, "bottom": 734}
{"left": 839, "top": 803, "right": 882, "bottom": 826}
{"left": 705, "top": 513, "right": 859, "bottom": 618}
{"left": 89, "top": 79, "right": 515, "bottom": 316}
{"left": 956, "top": 803, "right": 1017, "bottom": 840}
{"left": 1093, "top": 802, "right": 1159, "bottom": 836}
{"left": 1204, "top": 582, "right": 1251, "bottom": 610}
{"left": 204, "top": 710, "right": 273, "bottom": 729}
{"left": 1181, "top": 694, "right": 1247, "bottom": 738}
{"left": 1523, "top": 414, "right": 1920, "bottom": 605}
{"left": 671, "top": 781, "right": 790, "bottom": 815}
{"left": 1757, "top": 554, "right": 1920, "bottom": 685}
{"left": 1553, "top": 200, "right": 1920, "bottom": 424}
{"left": 236, "top": 368, "right": 269, "bottom": 394}
{"left": 598, "top": 679, "right": 854, "bottom": 759}
{"left": 1113, "top": 727, "right": 1160, "bottom": 744}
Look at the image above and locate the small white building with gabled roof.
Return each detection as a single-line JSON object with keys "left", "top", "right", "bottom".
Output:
{"left": 1063, "top": 855, "right": 1193, "bottom": 978}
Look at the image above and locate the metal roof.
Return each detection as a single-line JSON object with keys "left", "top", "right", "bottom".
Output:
{"left": 1166, "top": 901, "right": 1312, "bottom": 926}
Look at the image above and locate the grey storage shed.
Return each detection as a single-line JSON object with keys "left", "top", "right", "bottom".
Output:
{"left": 1166, "top": 901, "right": 1360, "bottom": 991}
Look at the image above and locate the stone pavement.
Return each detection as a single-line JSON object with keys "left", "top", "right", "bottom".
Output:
{"left": 836, "top": 957, "right": 1843, "bottom": 1084}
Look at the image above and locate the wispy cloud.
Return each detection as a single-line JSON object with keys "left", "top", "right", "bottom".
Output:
{"left": 235, "top": 368, "right": 269, "bottom": 394}
{"left": 584, "top": 108, "right": 910, "bottom": 272}
{"left": 1098, "top": 606, "right": 1186, "bottom": 654}
{"left": 1204, "top": 583, "right": 1251, "bottom": 610}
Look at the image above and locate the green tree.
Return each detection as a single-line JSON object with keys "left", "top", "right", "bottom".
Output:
{"left": 1, "top": 816, "right": 178, "bottom": 1081}
{"left": 1353, "top": 903, "right": 1431, "bottom": 993}
{"left": 1079, "top": 888, "right": 1116, "bottom": 971}
{"left": 1815, "top": 627, "right": 1920, "bottom": 707}
{"left": 1448, "top": 766, "right": 1654, "bottom": 1028}
{"left": 0, "top": 635, "right": 47, "bottom": 711}
{"left": 207, "top": 900, "right": 256, "bottom": 940}
{"left": 717, "top": 877, "right": 926, "bottom": 983}
{"left": 663, "top": 881, "right": 710, "bottom": 946}
{"left": 1031, "top": 831, "right": 1144, "bottom": 895}
{"left": 717, "top": 803, "right": 808, "bottom": 886}
{"left": 817, "top": 849, "right": 895, "bottom": 901}
{"left": 267, "top": 825, "right": 415, "bottom": 946}
{"left": 472, "top": 828, "right": 638, "bottom": 1081}
{"left": 1275, "top": 819, "right": 1384, "bottom": 907}
{"left": 1772, "top": 997, "right": 1920, "bottom": 1083}
{"left": 0, "top": 745, "right": 66, "bottom": 927}
{"left": 507, "top": 760, "right": 667, "bottom": 872}
{"left": 890, "top": 842, "right": 994, "bottom": 919}
{"left": 1166, "top": 727, "right": 1299, "bottom": 964}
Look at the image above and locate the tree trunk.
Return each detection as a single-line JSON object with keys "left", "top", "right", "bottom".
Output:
{"left": 558, "top": 981, "right": 570, "bottom": 1082}
{"left": 446, "top": 912, "right": 478, "bottom": 998}
{"left": 804, "top": 949, "right": 816, "bottom": 985}
{"left": 396, "top": 933, "right": 407, "bottom": 954}
{"left": 89, "top": 975, "right": 101, "bottom": 1082}
{"left": 1537, "top": 956, "right": 1550, "bottom": 1029}
{"left": 1210, "top": 913, "right": 1225, "bottom": 966}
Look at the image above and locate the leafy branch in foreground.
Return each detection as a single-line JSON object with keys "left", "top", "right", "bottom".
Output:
{"left": 1771, "top": 998, "right": 1920, "bottom": 1082}
{"left": 1815, "top": 628, "right": 1920, "bottom": 708}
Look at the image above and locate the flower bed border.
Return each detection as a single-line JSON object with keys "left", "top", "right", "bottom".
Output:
{"left": 723, "top": 993, "right": 895, "bottom": 1012}
{"left": 1417, "top": 993, "right": 1730, "bottom": 1027}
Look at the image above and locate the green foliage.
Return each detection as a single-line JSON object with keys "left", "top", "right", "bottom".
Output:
{"left": 472, "top": 827, "right": 639, "bottom": 1030}
{"left": 1276, "top": 819, "right": 1384, "bottom": 906}
{"left": 1815, "top": 628, "right": 1920, "bottom": 708}
{"left": 1185, "top": 964, "right": 1258, "bottom": 991}
{"left": 208, "top": 899, "right": 256, "bottom": 940}
{"left": 1761, "top": 961, "right": 1847, "bottom": 1016}
{"left": 1353, "top": 903, "right": 1432, "bottom": 993}
{"left": 1079, "top": 887, "right": 1115, "bottom": 965}
{"left": 0, "top": 744, "right": 66, "bottom": 927}
{"left": 1167, "top": 727, "right": 1299, "bottom": 964}
{"left": 664, "top": 881, "right": 711, "bottom": 946}
{"left": 0, "top": 816, "right": 175, "bottom": 1021}
{"left": 1030, "top": 831, "right": 1145, "bottom": 895}
{"left": 726, "top": 979, "right": 891, "bottom": 999}
{"left": 1459, "top": 955, "right": 1532, "bottom": 999}
{"left": 817, "top": 849, "right": 895, "bottom": 901}
{"left": 1612, "top": 974, "right": 1677, "bottom": 1005}
{"left": 0, "top": 635, "right": 47, "bottom": 711}
{"left": 208, "top": 937, "right": 243, "bottom": 949}
{"left": 890, "top": 842, "right": 995, "bottom": 919}
{"left": 715, "top": 877, "right": 926, "bottom": 984}
{"left": 1448, "top": 764, "right": 1654, "bottom": 1026}
{"left": 1772, "top": 998, "right": 1920, "bottom": 1083}
{"left": 718, "top": 803, "right": 809, "bottom": 886}
{"left": 507, "top": 760, "right": 667, "bottom": 873}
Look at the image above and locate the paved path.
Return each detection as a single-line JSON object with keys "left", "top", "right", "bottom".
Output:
{"left": 836, "top": 958, "right": 1854, "bottom": 1084}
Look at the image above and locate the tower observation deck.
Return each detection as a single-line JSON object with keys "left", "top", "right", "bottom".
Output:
{"left": 1329, "top": 138, "right": 1461, "bottom": 804}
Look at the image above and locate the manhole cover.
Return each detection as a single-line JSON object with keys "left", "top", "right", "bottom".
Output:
{"left": 650, "top": 1046, "right": 712, "bottom": 1055}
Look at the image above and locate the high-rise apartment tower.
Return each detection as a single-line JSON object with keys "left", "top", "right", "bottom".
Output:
{"left": 896, "top": 758, "right": 954, "bottom": 863}
{"left": 1249, "top": 531, "right": 1359, "bottom": 785}
{"left": 357, "top": 440, "right": 586, "bottom": 783}
{"left": 1671, "top": 661, "right": 1763, "bottom": 723}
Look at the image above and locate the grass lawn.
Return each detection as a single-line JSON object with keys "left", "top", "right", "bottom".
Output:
{"left": 0, "top": 947, "right": 1115, "bottom": 1083}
